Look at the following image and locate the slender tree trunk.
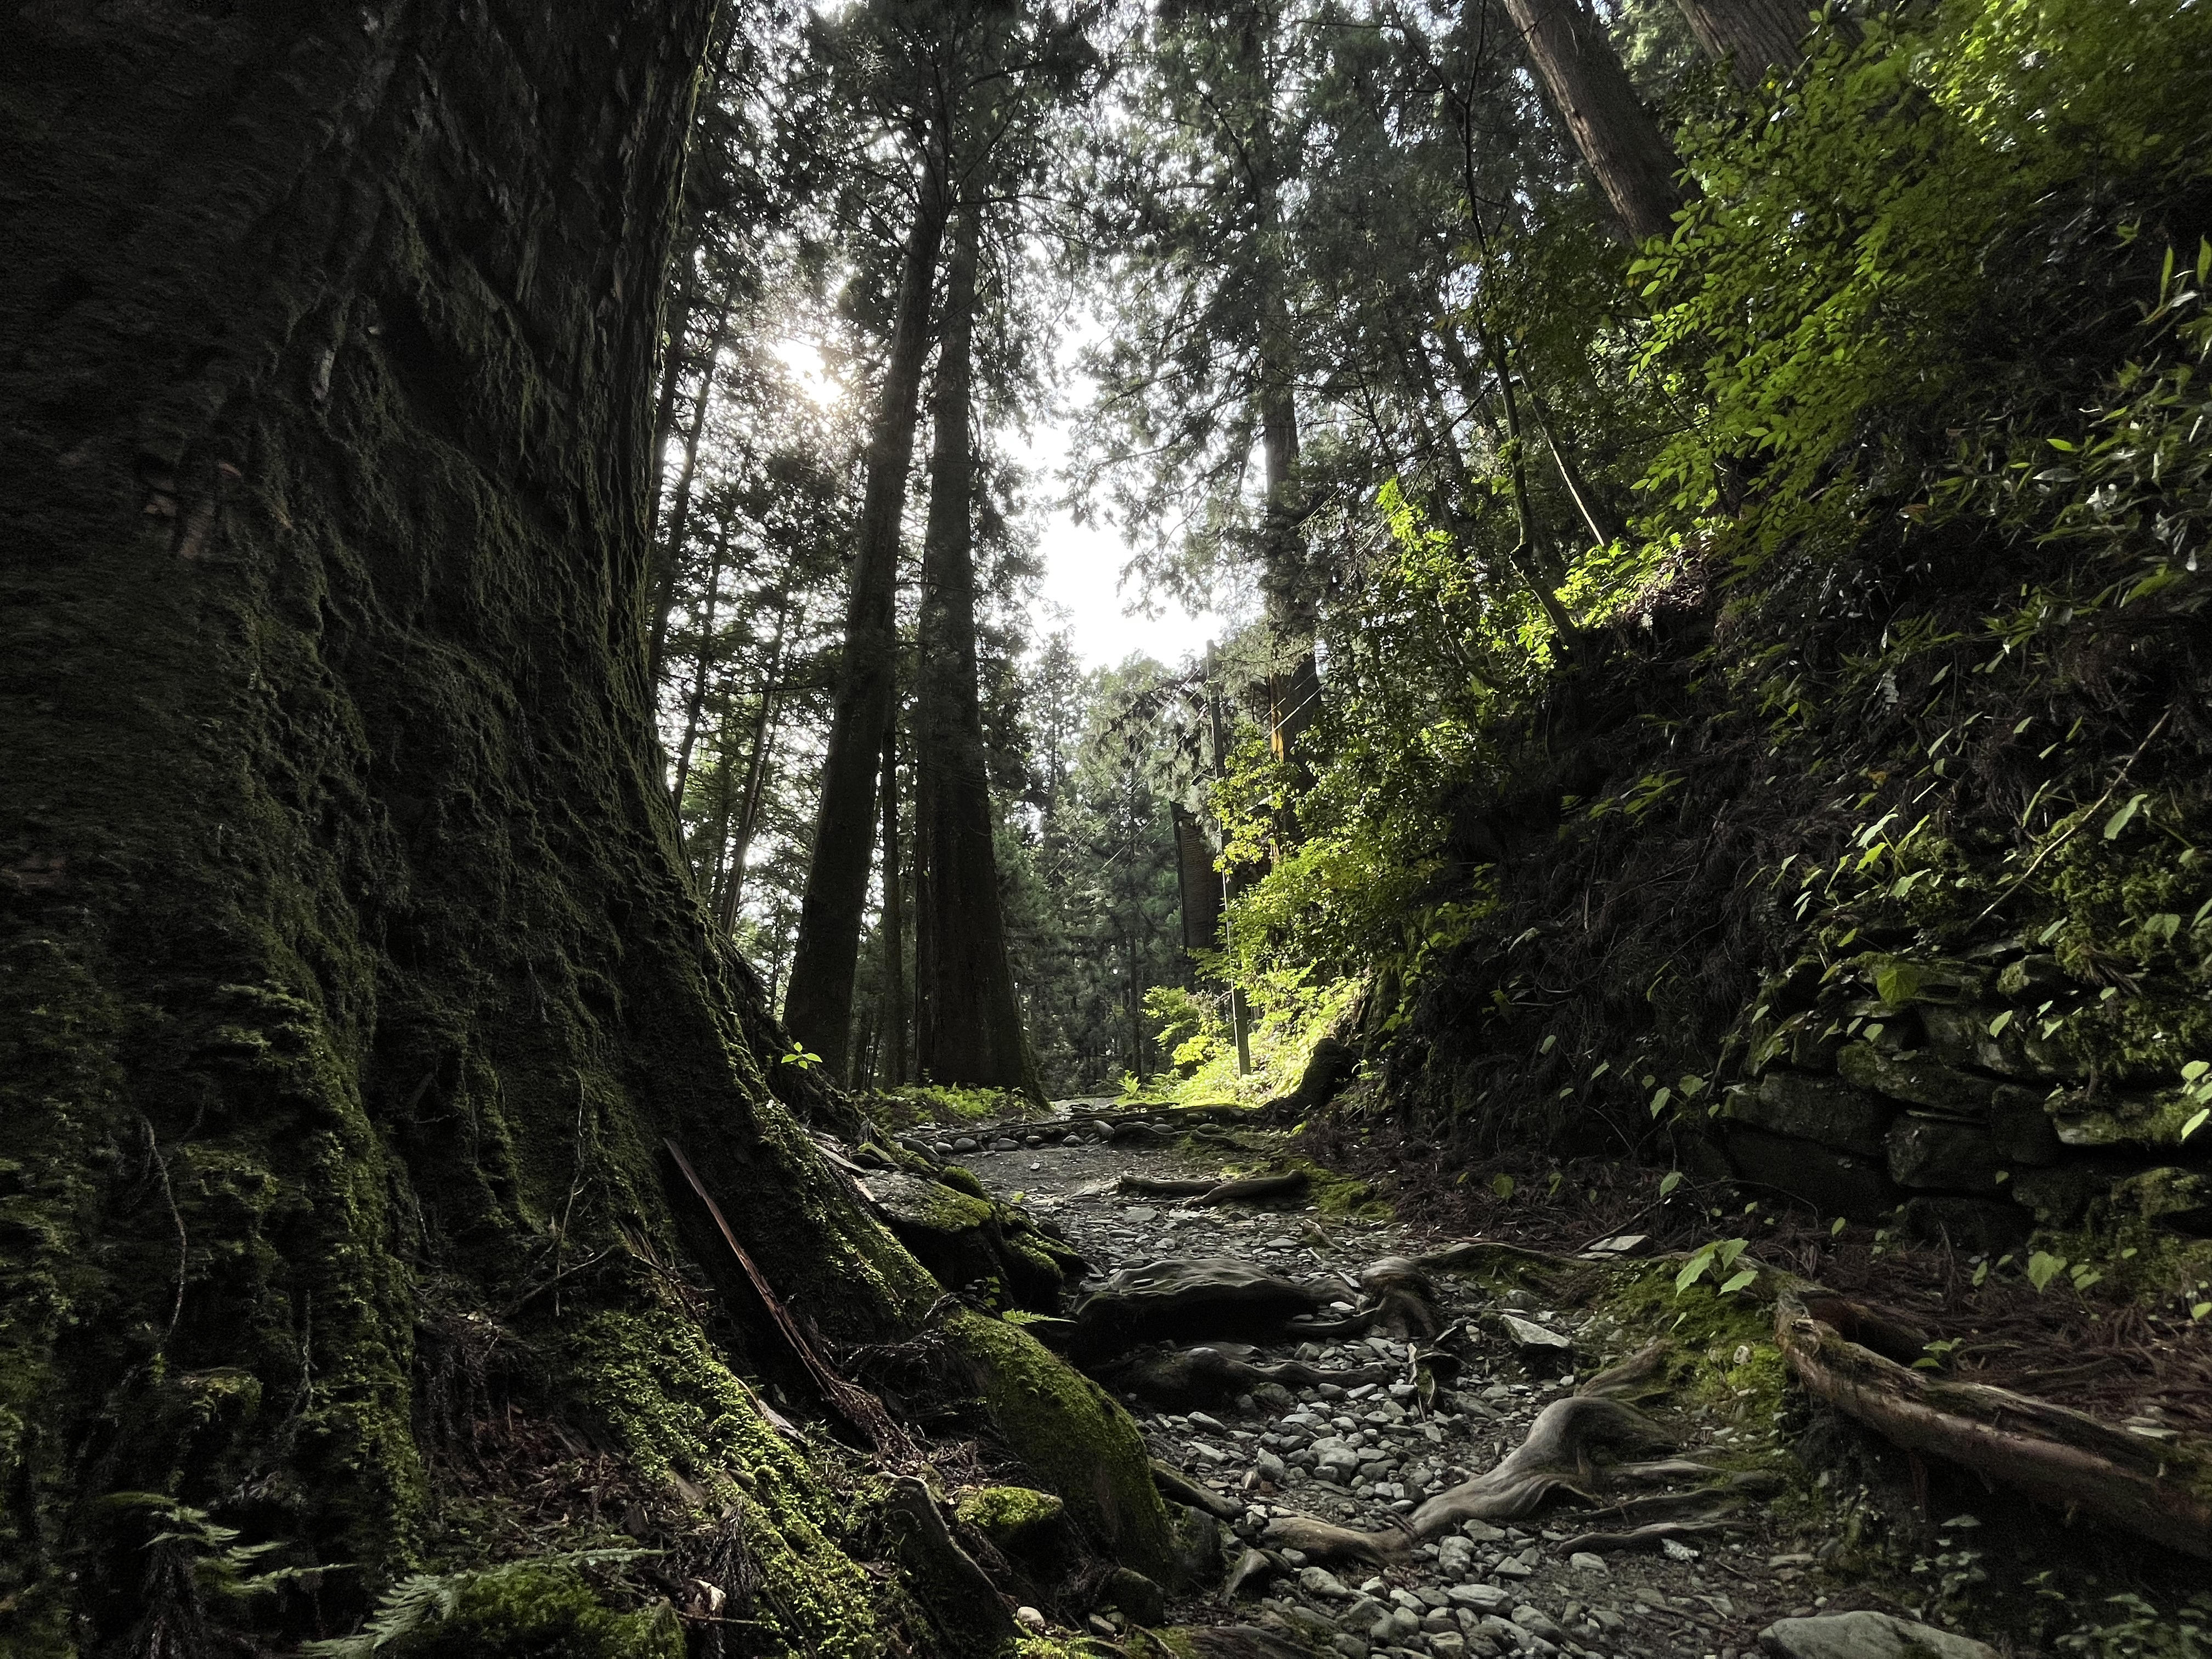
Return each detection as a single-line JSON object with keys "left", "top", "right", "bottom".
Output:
{"left": 648, "top": 281, "right": 738, "bottom": 685}
{"left": 912, "top": 211, "right": 1038, "bottom": 1098}
{"left": 1674, "top": 0, "right": 1815, "bottom": 89}
{"left": 1503, "top": 0, "right": 1691, "bottom": 243}
{"left": 877, "top": 720, "right": 910, "bottom": 1088}
{"left": 648, "top": 271, "right": 699, "bottom": 532}
{"left": 1429, "top": 328, "right": 1583, "bottom": 647}
{"left": 669, "top": 528, "right": 729, "bottom": 809}
{"left": 782, "top": 130, "right": 953, "bottom": 1077}
{"left": 719, "top": 594, "right": 795, "bottom": 930}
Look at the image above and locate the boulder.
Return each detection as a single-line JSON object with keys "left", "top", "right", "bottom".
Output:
{"left": 2112, "top": 1167, "right": 2212, "bottom": 1234}
{"left": 1498, "top": 1313, "right": 1574, "bottom": 1359}
{"left": 1759, "top": 1611, "right": 1999, "bottom": 1659}
{"left": 1918, "top": 1004, "right": 2040, "bottom": 1080}
{"left": 1728, "top": 1127, "right": 1899, "bottom": 1220}
{"left": 1731, "top": 1072, "right": 1895, "bottom": 1158}
{"left": 1837, "top": 1043, "right": 1999, "bottom": 1115}
{"left": 1100, "top": 1567, "right": 1168, "bottom": 1627}
{"left": 2007, "top": 1163, "right": 2099, "bottom": 1225}
{"left": 1988, "top": 1084, "right": 2063, "bottom": 1165}
{"left": 1886, "top": 1115, "right": 2004, "bottom": 1192}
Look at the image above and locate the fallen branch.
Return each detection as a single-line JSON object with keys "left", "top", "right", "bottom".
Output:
{"left": 667, "top": 1139, "right": 916, "bottom": 1463}
{"left": 1775, "top": 1286, "right": 2212, "bottom": 1562}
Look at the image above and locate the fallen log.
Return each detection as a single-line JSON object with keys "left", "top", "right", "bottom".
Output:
{"left": 1774, "top": 1286, "right": 2212, "bottom": 1562}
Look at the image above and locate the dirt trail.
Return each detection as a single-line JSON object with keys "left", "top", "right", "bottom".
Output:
{"left": 926, "top": 1105, "right": 1989, "bottom": 1659}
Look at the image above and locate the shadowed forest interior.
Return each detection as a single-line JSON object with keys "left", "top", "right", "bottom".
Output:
{"left": 4, "top": 2, "right": 2212, "bottom": 1657}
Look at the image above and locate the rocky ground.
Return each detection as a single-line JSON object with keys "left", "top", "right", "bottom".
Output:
{"left": 900, "top": 1105, "right": 2005, "bottom": 1659}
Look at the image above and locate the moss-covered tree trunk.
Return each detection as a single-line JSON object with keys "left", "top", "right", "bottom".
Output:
{"left": 0, "top": 6, "right": 1164, "bottom": 1652}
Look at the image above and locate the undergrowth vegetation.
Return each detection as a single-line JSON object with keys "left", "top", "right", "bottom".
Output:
{"left": 1211, "top": 0, "right": 2212, "bottom": 1176}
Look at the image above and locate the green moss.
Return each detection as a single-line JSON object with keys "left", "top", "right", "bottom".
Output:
{"left": 938, "top": 1164, "right": 988, "bottom": 1199}
{"left": 923, "top": 1184, "right": 998, "bottom": 1233}
{"left": 952, "top": 1485, "right": 1064, "bottom": 1547}
{"left": 375, "top": 1565, "right": 681, "bottom": 1659}
{"left": 1596, "top": 1265, "right": 1792, "bottom": 1446}
{"left": 561, "top": 1307, "right": 888, "bottom": 1657}
{"left": 1289, "top": 1159, "right": 1391, "bottom": 1221}
{"left": 944, "top": 1310, "right": 1176, "bottom": 1582}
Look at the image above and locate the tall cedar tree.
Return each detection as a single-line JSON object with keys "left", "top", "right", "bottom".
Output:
{"left": 0, "top": 3, "right": 1170, "bottom": 1644}
{"left": 913, "top": 212, "right": 1042, "bottom": 1096}
{"left": 1504, "top": 0, "right": 1690, "bottom": 242}
{"left": 1674, "top": 0, "right": 1814, "bottom": 88}
{"left": 781, "top": 8, "right": 958, "bottom": 1074}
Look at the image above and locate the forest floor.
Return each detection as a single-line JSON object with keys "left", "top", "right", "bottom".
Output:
{"left": 936, "top": 1103, "right": 2002, "bottom": 1659}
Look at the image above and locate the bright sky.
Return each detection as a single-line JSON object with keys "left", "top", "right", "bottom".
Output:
{"left": 771, "top": 325, "right": 1224, "bottom": 675}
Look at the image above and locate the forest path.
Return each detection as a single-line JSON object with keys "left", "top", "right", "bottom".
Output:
{"left": 940, "top": 1105, "right": 1978, "bottom": 1659}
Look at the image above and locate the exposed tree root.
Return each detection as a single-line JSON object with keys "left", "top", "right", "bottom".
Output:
{"left": 1554, "top": 1517, "right": 1745, "bottom": 1554}
{"left": 1069, "top": 1259, "right": 1330, "bottom": 1358}
{"left": 1257, "top": 1513, "right": 1395, "bottom": 1567}
{"left": 1775, "top": 1288, "right": 2212, "bottom": 1562}
{"left": 1114, "top": 1171, "right": 1311, "bottom": 1206}
{"left": 1406, "top": 1394, "right": 1674, "bottom": 1536}
{"left": 1102, "top": 1341, "right": 1395, "bottom": 1408}
{"left": 1152, "top": 1461, "right": 1245, "bottom": 1519}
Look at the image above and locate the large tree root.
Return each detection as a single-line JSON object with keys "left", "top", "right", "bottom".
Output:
{"left": 1775, "top": 1288, "right": 2212, "bottom": 1562}
{"left": 1260, "top": 1346, "right": 1683, "bottom": 1564}
{"left": 1116, "top": 1171, "right": 1311, "bottom": 1206}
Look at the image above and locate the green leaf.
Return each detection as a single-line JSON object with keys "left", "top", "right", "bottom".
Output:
{"left": 1649, "top": 1086, "right": 1673, "bottom": 1118}
{"left": 1492, "top": 1173, "right": 1515, "bottom": 1201}
{"left": 1659, "top": 1171, "right": 1684, "bottom": 1197}
{"left": 1675, "top": 1250, "right": 1717, "bottom": 1294}
{"left": 1873, "top": 963, "right": 1923, "bottom": 1007}
{"left": 1719, "top": 1268, "right": 1758, "bottom": 1296}
{"left": 2182, "top": 1108, "right": 2209, "bottom": 1144}
{"left": 1988, "top": 1009, "right": 2014, "bottom": 1037}
{"left": 2026, "top": 1251, "right": 2068, "bottom": 1291}
{"left": 2102, "top": 793, "right": 2149, "bottom": 840}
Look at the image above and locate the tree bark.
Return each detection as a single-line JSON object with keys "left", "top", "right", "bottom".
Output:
{"left": 781, "top": 133, "right": 953, "bottom": 1077}
{"left": 1674, "top": 0, "right": 1814, "bottom": 90}
{"left": 0, "top": 7, "right": 1166, "bottom": 1646}
{"left": 1503, "top": 0, "right": 1691, "bottom": 244}
{"left": 877, "top": 719, "right": 910, "bottom": 1088}
{"left": 912, "top": 211, "right": 1038, "bottom": 1098}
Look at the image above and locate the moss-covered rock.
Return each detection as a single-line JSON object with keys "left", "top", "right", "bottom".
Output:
{"left": 955, "top": 1485, "right": 1066, "bottom": 1548}
{"left": 944, "top": 1310, "right": 1176, "bottom": 1583}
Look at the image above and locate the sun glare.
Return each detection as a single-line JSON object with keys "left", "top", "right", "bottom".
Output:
{"left": 770, "top": 336, "right": 839, "bottom": 407}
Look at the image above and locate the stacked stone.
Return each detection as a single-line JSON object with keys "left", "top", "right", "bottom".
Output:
{"left": 1722, "top": 950, "right": 2212, "bottom": 1247}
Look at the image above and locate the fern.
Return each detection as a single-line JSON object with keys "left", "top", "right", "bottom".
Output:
{"left": 299, "top": 1550, "right": 659, "bottom": 1657}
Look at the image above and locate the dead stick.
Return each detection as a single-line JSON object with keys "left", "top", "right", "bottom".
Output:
{"left": 667, "top": 1138, "right": 915, "bottom": 1462}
